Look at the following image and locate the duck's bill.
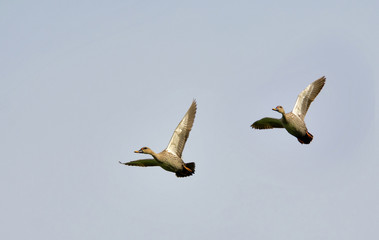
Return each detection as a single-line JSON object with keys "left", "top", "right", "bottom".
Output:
{"left": 134, "top": 150, "right": 143, "bottom": 153}
{"left": 272, "top": 108, "right": 278, "bottom": 111}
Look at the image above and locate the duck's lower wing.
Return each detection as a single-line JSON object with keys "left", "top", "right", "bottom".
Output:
{"left": 251, "top": 117, "right": 284, "bottom": 129}
{"left": 119, "top": 159, "right": 160, "bottom": 167}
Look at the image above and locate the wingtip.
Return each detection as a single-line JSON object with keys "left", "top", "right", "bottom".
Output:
{"left": 317, "top": 76, "right": 326, "bottom": 86}
{"left": 191, "top": 99, "right": 198, "bottom": 113}
{"left": 192, "top": 98, "right": 197, "bottom": 106}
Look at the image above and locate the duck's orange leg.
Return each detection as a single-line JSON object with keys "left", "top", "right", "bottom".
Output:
{"left": 183, "top": 165, "right": 193, "bottom": 172}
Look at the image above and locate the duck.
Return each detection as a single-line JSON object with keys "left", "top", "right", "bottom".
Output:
{"left": 119, "top": 100, "right": 197, "bottom": 177}
{"left": 251, "top": 76, "right": 326, "bottom": 144}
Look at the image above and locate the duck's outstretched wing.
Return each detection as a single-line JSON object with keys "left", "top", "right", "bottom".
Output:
{"left": 166, "top": 100, "right": 197, "bottom": 158}
{"left": 251, "top": 117, "right": 284, "bottom": 129}
{"left": 119, "top": 159, "right": 160, "bottom": 167}
{"left": 292, "top": 76, "right": 326, "bottom": 120}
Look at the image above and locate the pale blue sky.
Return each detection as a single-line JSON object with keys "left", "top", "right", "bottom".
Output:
{"left": 1, "top": 1, "right": 378, "bottom": 239}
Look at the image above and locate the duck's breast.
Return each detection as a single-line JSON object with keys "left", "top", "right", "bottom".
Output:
{"left": 283, "top": 113, "right": 307, "bottom": 137}
{"left": 157, "top": 151, "right": 184, "bottom": 172}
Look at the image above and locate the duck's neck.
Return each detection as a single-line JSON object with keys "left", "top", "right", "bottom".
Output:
{"left": 280, "top": 111, "right": 288, "bottom": 123}
{"left": 148, "top": 150, "right": 158, "bottom": 159}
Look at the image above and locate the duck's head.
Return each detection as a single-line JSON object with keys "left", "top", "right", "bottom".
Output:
{"left": 272, "top": 105, "right": 285, "bottom": 114}
{"left": 134, "top": 147, "right": 153, "bottom": 154}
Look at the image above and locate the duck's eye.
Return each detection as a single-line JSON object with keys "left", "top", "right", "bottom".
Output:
{"left": 142, "top": 147, "right": 147, "bottom": 150}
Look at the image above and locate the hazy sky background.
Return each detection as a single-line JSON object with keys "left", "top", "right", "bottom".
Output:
{"left": 1, "top": 1, "right": 378, "bottom": 239}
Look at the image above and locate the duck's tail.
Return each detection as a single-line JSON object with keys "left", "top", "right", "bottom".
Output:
{"left": 297, "top": 131, "right": 313, "bottom": 144}
{"left": 176, "top": 162, "right": 195, "bottom": 177}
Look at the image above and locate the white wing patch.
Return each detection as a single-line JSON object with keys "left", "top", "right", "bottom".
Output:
{"left": 166, "top": 127, "right": 184, "bottom": 156}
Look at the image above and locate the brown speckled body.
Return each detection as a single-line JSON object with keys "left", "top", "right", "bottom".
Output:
{"left": 153, "top": 150, "right": 186, "bottom": 173}
{"left": 281, "top": 112, "right": 308, "bottom": 138}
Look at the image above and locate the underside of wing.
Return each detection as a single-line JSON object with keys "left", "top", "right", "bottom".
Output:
{"left": 292, "top": 76, "right": 326, "bottom": 120}
{"left": 251, "top": 117, "right": 283, "bottom": 129}
{"left": 119, "top": 159, "right": 160, "bottom": 167}
{"left": 166, "top": 100, "right": 197, "bottom": 158}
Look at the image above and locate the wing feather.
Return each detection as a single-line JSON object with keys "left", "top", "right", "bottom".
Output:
{"left": 119, "top": 159, "right": 160, "bottom": 167}
{"left": 166, "top": 100, "right": 197, "bottom": 158}
{"left": 251, "top": 117, "right": 284, "bottom": 129}
{"left": 292, "top": 76, "right": 326, "bottom": 120}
